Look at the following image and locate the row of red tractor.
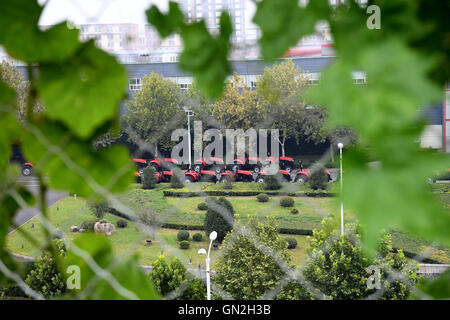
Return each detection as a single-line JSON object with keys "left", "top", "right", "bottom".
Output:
{"left": 134, "top": 156, "right": 332, "bottom": 184}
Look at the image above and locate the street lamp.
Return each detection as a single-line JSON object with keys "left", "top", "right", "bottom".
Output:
{"left": 198, "top": 231, "right": 217, "bottom": 300}
{"left": 337, "top": 142, "right": 344, "bottom": 236}
{"left": 183, "top": 107, "right": 194, "bottom": 169}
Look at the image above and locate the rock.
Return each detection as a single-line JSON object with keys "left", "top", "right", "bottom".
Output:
{"left": 94, "top": 222, "right": 116, "bottom": 236}
{"left": 70, "top": 226, "right": 79, "bottom": 232}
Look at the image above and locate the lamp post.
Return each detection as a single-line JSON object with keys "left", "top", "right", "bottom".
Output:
{"left": 198, "top": 231, "right": 217, "bottom": 300}
{"left": 183, "top": 107, "right": 194, "bottom": 169}
{"left": 338, "top": 142, "right": 344, "bottom": 236}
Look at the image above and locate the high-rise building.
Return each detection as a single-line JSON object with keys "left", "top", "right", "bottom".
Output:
{"left": 78, "top": 23, "right": 139, "bottom": 52}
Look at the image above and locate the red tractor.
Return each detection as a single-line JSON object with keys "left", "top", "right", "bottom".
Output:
{"left": 134, "top": 158, "right": 163, "bottom": 183}
{"left": 265, "top": 156, "right": 295, "bottom": 173}
{"left": 192, "top": 157, "right": 225, "bottom": 173}
{"left": 291, "top": 167, "right": 332, "bottom": 183}
{"left": 231, "top": 156, "right": 264, "bottom": 173}
{"left": 150, "top": 157, "right": 180, "bottom": 182}
{"left": 254, "top": 169, "right": 292, "bottom": 183}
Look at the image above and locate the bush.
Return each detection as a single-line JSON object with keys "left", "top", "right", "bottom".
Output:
{"left": 309, "top": 169, "right": 329, "bottom": 190}
{"left": 142, "top": 166, "right": 157, "bottom": 189}
{"left": 150, "top": 256, "right": 186, "bottom": 295}
{"left": 256, "top": 193, "right": 269, "bottom": 202}
{"left": 80, "top": 220, "right": 96, "bottom": 232}
{"left": 222, "top": 175, "right": 233, "bottom": 190}
{"left": 204, "top": 197, "right": 235, "bottom": 243}
{"left": 285, "top": 237, "right": 298, "bottom": 249}
{"left": 193, "top": 233, "right": 203, "bottom": 242}
{"left": 116, "top": 219, "right": 128, "bottom": 228}
{"left": 280, "top": 196, "right": 294, "bottom": 207}
{"left": 197, "top": 202, "right": 208, "bottom": 211}
{"left": 177, "top": 230, "right": 190, "bottom": 241}
{"left": 179, "top": 240, "right": 190, "bottom": 249}
{"left": 291, "top": 208, "right": 299, "bottom": 214}
{"left": 170, "top": 169, "right": 184, "bottom": 189}
{"left": 264, "top": 174, "right": 282, "bottom": 190}
{"left": 87, "top": 200, "right": 108, "bottom": 219}
{"left": 178, "top": 278, "right": 206, "bottom": 300}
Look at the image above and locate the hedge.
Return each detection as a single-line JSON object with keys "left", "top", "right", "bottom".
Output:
{"left": 163, "top": 190, "right": 336, "bottom": 197}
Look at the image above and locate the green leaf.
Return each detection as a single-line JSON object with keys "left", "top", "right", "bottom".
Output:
{"left": 416, "top": 269, "right": 450, "bottom": 299}
{"left": 0, "top": 0, "right": 80, "bottom": 63}
{"left": 253, "top": 0, "right": 330, "bottom": 61}
{"left": 64, "top": 234, "right": 160, "bottom": 300}
{"left": 38, "top": 42, "right": 128, "bottom": 139}
{"left": 343, "top": 148, "right": 450, "bottom": 252}
{"left": 22, "top": 120, "right": 134, "bottom": 197}
{"left": 146, "top": 1, "right": 184, "bottom": 38}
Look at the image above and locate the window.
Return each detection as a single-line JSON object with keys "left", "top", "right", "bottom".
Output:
{"left": 308, "top": 79, "right": 320, "bottom": 86}
{"left": 250, "top": 81, "right": 257, "bottom": 89}
{"left": 129, "top": 78, "right": 142, "bottom": 91}
{"left": 354, "top": 78, "right": 366, "bottom": 85}
{"left": 179, "top": 83, "right": 191, "bottom": 93}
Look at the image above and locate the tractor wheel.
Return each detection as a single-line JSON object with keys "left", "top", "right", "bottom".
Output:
{"left": 231, "top": 164, "right": 241, "bottom": 172}
{"left": 284, "top": 165, "right": 293, "bottom": 173}
{"left": 193, "top": 164, "right": 202, "bottom": 173}
{"left": 295, "top": 174, "right": 308, "bottom": 183}
{"left": 151, "top": 163, "right": 160, "bottom": 172}
{"left": 255, "top": 176, "right": 265, "bottom": 183}
{"left": 22, "top": 166, "right": 32, "bottom": 176}
{"left": 253, "top": 166, "right": 261, "bottom": 173}
{"left": 185, "top": 176, "right": 194, "bottom": 183}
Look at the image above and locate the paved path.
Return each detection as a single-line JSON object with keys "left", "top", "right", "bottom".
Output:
{"left": 8, "top": 176, "right": 66, "bottom": 234}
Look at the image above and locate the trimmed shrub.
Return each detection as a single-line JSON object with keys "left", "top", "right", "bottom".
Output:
{"left": 280, "top": 196, "right": 294, "bottom": 207}
{"left": 197, "top": 202, "right": 208, "bottom": 211}
{"left": 222, "top": 175, "right": 233, "bottom": 190}
{"left": 309, "top": 169, "right": 329, "bottom": 190}
{"left": 80, "top": 220, "right": 96, "bottom": 232}
{"left": 178, "top": 278, "right": 206, "bottom": 300}
{"left": 177, "top": 230, "right": 190, "bottom": 241}
{"left": 179, "top": 240, "right": 190, "bottom": 250}
{"left": 142, "top": 166, "right": 157, "bottom": 189}
{"left": 87, "top": 200, "right": 108, "bottom": 219}
{"left": 204, "top": 197, "right": 235, "bottom": 243}
{"left": 264, "top": 174, "right": 282, "bottom": 190}
{"left": 256, "top": 193, "right": 269, "bottom": 202}
{"left": 291, "top": 208, "right": 299, "bottom": 215}
{"left": 285, "top": 237, "right": 298, "bottom": 249}
{"left": 116, "top": 219, "right": 128, "bottom": 228}
{"left": 193, "top": 233, "right": 203, "bottom": 242}
{"left": 170, "top": 169, "right": 185, "bottom": 189}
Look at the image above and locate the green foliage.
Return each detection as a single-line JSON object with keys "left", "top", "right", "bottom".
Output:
{"left": 193, "top": 233, "right": 203, "bottom": 242}
{"left": 177, "top": 230, "right": 190, "bottom": 242}
{"left": 285, "top": 237, "right": 297, "bottom": 249}
{"left": 291, "top": 208, "right": 299, "bottom": 215}
{"left": 280, "top": 196, "right": 294, "bottom": 207}
{"left": 308, "top": 170, "right": 329, "bottom": 191}
{"left": 179, "top": 240, "right": 190, "bottom": 250}
{"left": 178, "top": 278, "right": 206, "bottom": 300}
{"left": 125, "top": 73, "right": 182, "bottom": 154}
{"left": 147, "top": 1, "right": 232, "bottom": 98}
{"left": 25, "top": 239, "right": 66, "bottom": 298}
{"left": 214, "top": 219, "right": 291, "bottom": 299}
{"left": 276, "top": 282, "right": 313, "bottom": 300}
{"left": 204, "top": 197, "right": 235, "bottom": 243}
{"left": 87, "top": 199, "right": 108, "bottom": 220}
{"left": 149, "top": 255, "right": 186, "bottom": 296}
{"left": 222, "top": 175, "right": 233, "bottom": 190}
{"left": 116, "top": 219, "right": 128, "bottom": 229}
{"left": 142, "top": 166, "right": 157, "bottom": 190}
{"left": 197, "top": 202, "right": 208, "bottom": 211}
{"left": 170, "top": 170, "right": 185, "bottom": 189}
{"left": 264, "top": 174, "right": 282, "bottom": 190}
{"left": 64, "top": 234, "right": 159, "bottom": 299}
{"left": 415, "top": 269, "right": 450, "bottom": 299}
{"left": 256, "top": 193, "right": 269, "bottom": 203}
{"left": 79, "top": 220, "right": 96, "bottom": 232}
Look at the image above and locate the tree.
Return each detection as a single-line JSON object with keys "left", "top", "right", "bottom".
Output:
{"left": 149, "top": 255, "right": 186, "bottom": 296}
{"left": 214, "top": 219, "right": 292, "bottom": 299}
{"left": 142, "top": 166, "right": 157, "bottom": 189}
{"left": 125, "top": 72, "right": 184, "bottom": 156}
{"left": 257, "top": 60, "right": 325, "bottom": 156}
{"left": 0, "top": 61, "right": 28, "bottom": 119}
{"left": 308, "top": 169, "right": 329, "bottom": 190}
{"left": 178, "top": 278, "right": 207, "bottom": 300}
{"left": 25, "top": 239, "right": 66, "bottom": 298}
{"left": 204, "top": 197, "right": 235, "bottom": 243}
{"left": 303, "top": 219, "right": 420, "bottom": 300}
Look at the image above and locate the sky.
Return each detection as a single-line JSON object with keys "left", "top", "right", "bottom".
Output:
{"left": 38, "top": 0, "right": 256, "bottom": 28}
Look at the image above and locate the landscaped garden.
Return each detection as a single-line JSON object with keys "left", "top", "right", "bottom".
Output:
{"left": 6, "top": 182, "right": 450, "bottom": 266}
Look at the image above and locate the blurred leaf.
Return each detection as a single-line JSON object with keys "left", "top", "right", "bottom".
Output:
{"left": 416, "top": 269, "right": 450, "bottom": 299}
{"left": 146, "top": 1, "right": 184, "bottom": 38}
{"left": 64, "top": 234, "right": 160, "bottom": 300}
{"left": 0, "top": 0, "right": 79, "bottom": 63}
{"left": 343, "top": 148, "right": 450, "bottom": 252}
{"left": 22, "top": 120, "right": 134, "bottom": 197}
{"left": 38, "top": 42, "right": 128, "bottom": 139}
{"left": 0, "top": 81, "right": 21, "bottom": 171}
{"left": 253, "top": 0, "right": 330, "bottom": 61}
{"left": 147, "top": 2, "right": 232, "bottom": 98}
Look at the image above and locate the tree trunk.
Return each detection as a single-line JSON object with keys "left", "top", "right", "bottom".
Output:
{"left": 330, "top": 143, "right": 334, "bottom": 163}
